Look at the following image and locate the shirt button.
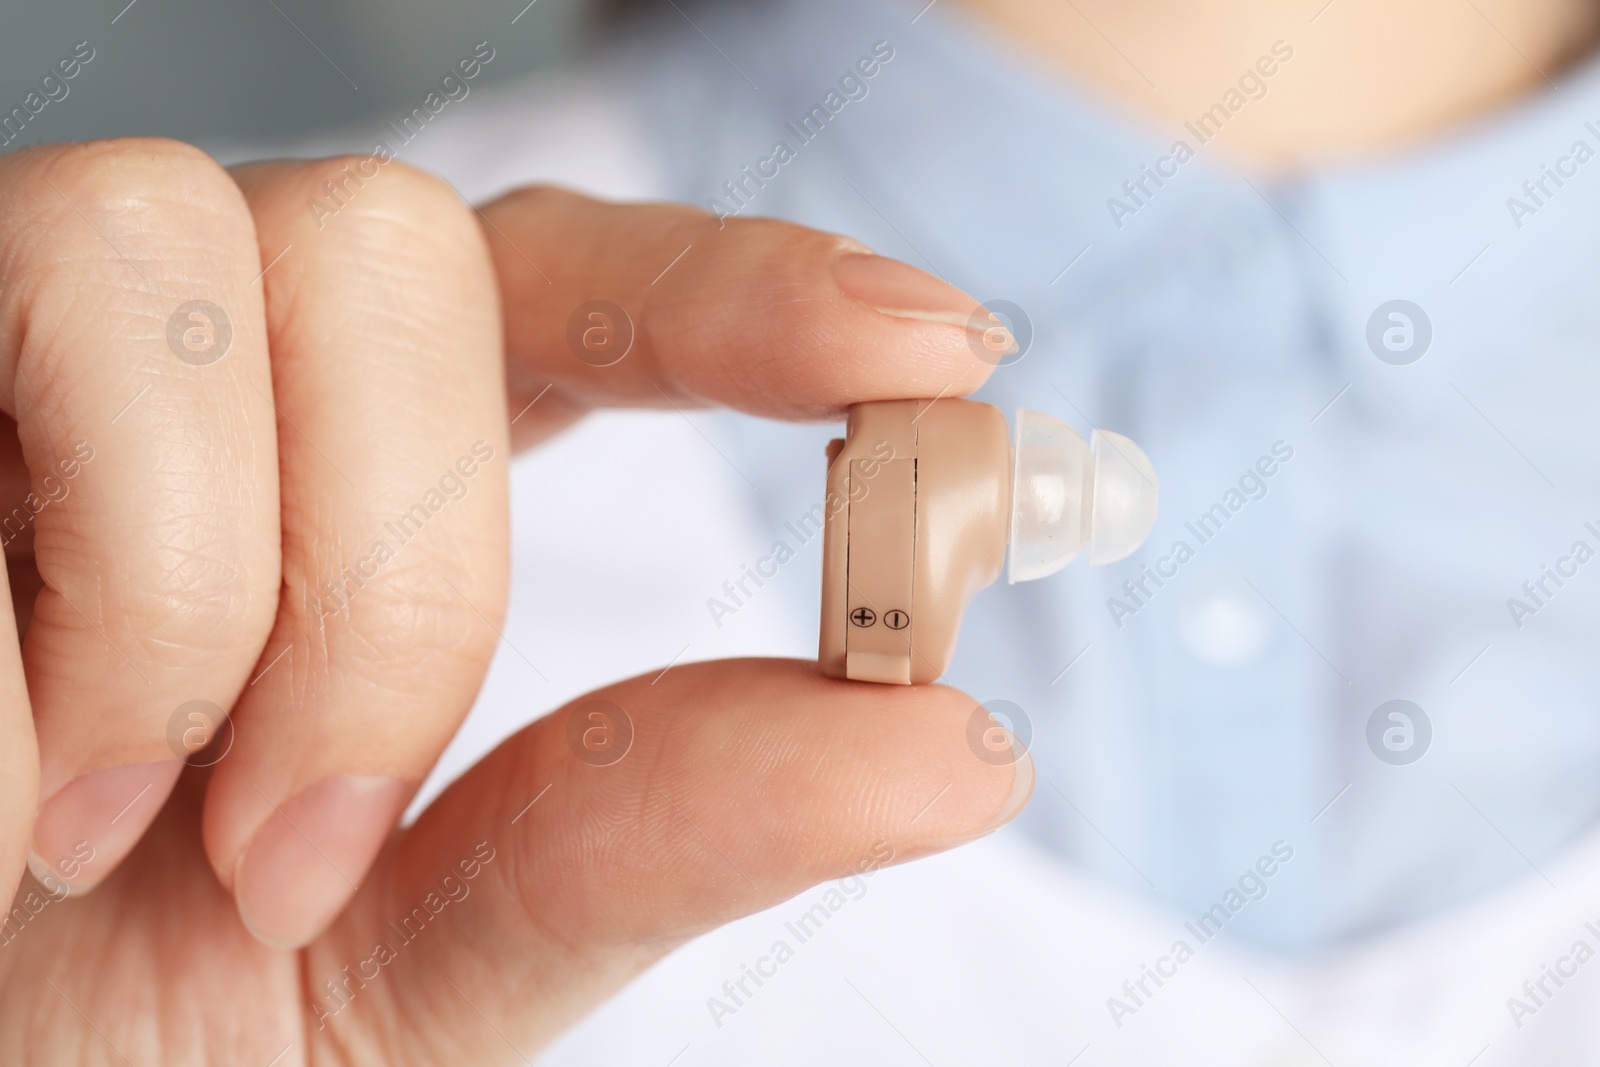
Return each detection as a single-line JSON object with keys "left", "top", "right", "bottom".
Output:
{"left": 1177, "top": 585, "right": 1269, "bottom": 667}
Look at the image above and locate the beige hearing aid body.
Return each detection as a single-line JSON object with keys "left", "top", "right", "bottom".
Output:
{"left": 819, "top": 399, "right": 1158, "bottom": 685}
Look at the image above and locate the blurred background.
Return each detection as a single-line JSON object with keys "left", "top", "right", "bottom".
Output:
{"left": 0, "top": 0, "right": 589, "bottom": 151}
{"left": 16, "top": 2, "right": 1600, "bottom": 1063}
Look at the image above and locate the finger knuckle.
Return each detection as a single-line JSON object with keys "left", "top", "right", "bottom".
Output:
{"left": 58, "top": 522, "right": 279, "bottom": 667}
{"left": 310, "top": 557, "right": 502, "bottom": 685}
{"left": 297, "top": 155, "right": 481, "bottom": 264}
{"left": 35, "top": 137, "right": 253, "bottom": 240}
{"left": 487, "top": 182, "right": 577, "bottom": 216}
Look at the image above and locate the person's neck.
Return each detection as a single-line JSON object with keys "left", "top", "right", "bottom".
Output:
{"left": 955, "top": 0, "right": 1600, "bottom": 169}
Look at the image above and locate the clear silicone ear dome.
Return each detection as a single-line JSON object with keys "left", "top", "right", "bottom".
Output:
{"left": 1007, "top": 409, "right": 1090, "bottom": 583}
{"left": 1007, "top": 409, "right": 1159, "bottom": 584}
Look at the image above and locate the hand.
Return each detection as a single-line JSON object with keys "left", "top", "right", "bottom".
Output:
{"left": 0, "top": 138, "right": 1030, "bottom": 1064}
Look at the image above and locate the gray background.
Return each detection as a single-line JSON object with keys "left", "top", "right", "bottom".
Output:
{"left": 0, "top": 0, "right": 595, "bottom": 152}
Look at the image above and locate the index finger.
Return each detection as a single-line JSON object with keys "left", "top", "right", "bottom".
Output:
{"left": 477, "top": 187, "right": 1001, "bottom": 445}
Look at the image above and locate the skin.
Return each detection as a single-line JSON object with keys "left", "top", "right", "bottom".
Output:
{"left": 957, "top": 0, "right": 1600, "bottom": 168}
{"left": 0, "top": 0, "right": 1590, "bottom": 1060}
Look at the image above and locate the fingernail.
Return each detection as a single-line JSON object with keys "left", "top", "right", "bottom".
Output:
{"left": 831, "top": 252, "right": 1003, "bottom": 340}
{"left": 234, "top": 775, "right": 410, "bottom": 950}
{"left": 30, "top": 760, "right": 184, "bottom": 896}
{"left": 983, "top": 750, "right": 1035, "bottom": 835}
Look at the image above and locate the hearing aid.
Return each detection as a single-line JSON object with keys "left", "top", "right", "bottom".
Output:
{"left": 818, "top": 399, "right": 1159, "bottom": 684}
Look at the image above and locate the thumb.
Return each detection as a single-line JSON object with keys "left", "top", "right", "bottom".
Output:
{"left": 304, "top": 658, "right": 1032, "bottom": 1063}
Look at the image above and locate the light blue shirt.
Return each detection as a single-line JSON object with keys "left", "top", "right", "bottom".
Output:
{"left": 571, "top": 0, "right": 1600, "bottom": 951}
